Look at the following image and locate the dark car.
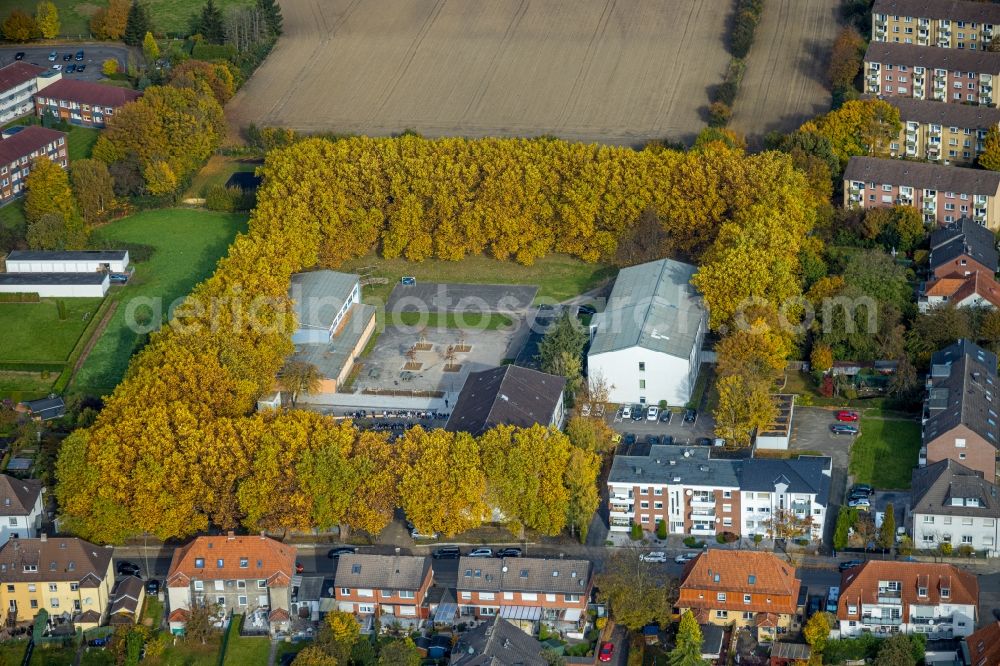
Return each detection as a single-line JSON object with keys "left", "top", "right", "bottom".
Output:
{"left": 279, "top": 654, "right": 297, "bottom": 666}
{"left": 146, "top": 579, "right": 160, "bottom": 595}
{"left": 432, "top": 546, "right": 460, "bottom": 560}
{"left": 14, "top": 52, "right": 25, "bottom": 60}
{"left": 577, "top": 304, "right": 597, "bottom": 317}
{"left": 850, "top": 484, "right": 874, "bottom": 497}
{"left": 839, "top": 560, "right": 864, "bottom": 572}
{"left": 623, "top": 433, "right": 637, "bottom": 446}
{"left": 807, "top": 595, "right": 823, "bottom": 617}
{"left": 117, "top": 561, "right": 141, "bottom": 577}
{"left": 496, "top": 547, "right": 522, "bottom": 558}
{"left": 66, "top": 64, "right": 76, "bottom": 73}
{"left": 75, "top": 50, "right": 84, "bottom": 61}
{"left": 77, "top": 63, "right": 86, "bottom": 72}
{"left": 88, "top": 637, "right": 109, "bottom": 647}
{"left": 696, "top": 437, "right": 712, "bottom": 447}
{"left": 327, "top": 546, "right": 358, "bottom": 559}
{"left": 645, "top": 434, "right": 660, "bottom": 445}
{"left": 63, "top": 53, "right": 72, "bottom": 61}
{"left": 661, "top": 435, "right": 675, "bottom": 445}
{"left": 630, "top": 405, "right": 644, "bottom": 421}
{"left": 684, "top": 408, "right": 697, "bottom": 424}
{"left": 659, "top": 410, "right": 672, "bottom": 423}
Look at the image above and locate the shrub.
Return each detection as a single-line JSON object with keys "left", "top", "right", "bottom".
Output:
{"left": 203, "top": 184, "right": 249, "bottom": 211}
{"left": 716, "top": 533, "right": 727, "bottom": 544}
{"left": 708, "top": 101, "right": 732, "bottom": 128}
{"left": 958, "top": 544, "right": 975, "bottom": 558}
{"left": 56, "top": 299, "right": 66, "bottom": 321}
{"left": 630, "top": 522, "right": 643, "bottom": 540}
{"left": 683, "top": 536, "right": 697, "bottom": 548}
{"left": 722, "top": 531, "right": 739, "bottom": 543}
{"left": 102, "top": 59, "right": 119, "bottom": 76}
{"left": 656, "top": 519, "right": 667, "bottom": 540}
{"left": 939, "top": 542, "right": 953, "bottom": 557}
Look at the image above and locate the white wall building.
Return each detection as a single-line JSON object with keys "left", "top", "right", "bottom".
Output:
{"left": 5, "top": 250, "right": 130, "bottom": 273}
{"left": 289, "top": 270, "right": 361, "bottom": 345}
{"left": 910, "top": 459, "right": 1000, "bottom": 556}
{"left": 0, "top": 475, "right": 44, "bottom": 545}
{"left": 0, "top": 272, "right": 109, "bottom": 298}
{"left": 0, "top": 63, "right": 59, "bottom": 125}
{"left": 587, "top": 259, "right": 707, "bottom": 407}
{"left": 739, "top": 457, "right": 832, "bottom": 542}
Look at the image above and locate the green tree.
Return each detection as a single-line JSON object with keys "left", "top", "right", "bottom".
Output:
{"left": 596, "top": 548, "right": 674, "bottom": 630}
{"left": 980, "top": 126, "right": 1000, "bottom": 171}
{"left": 318, "top": 610, "right": 359, "bottom": 664}
{"left": 377, "top": 638, "right": 421, "bottom": 666}
{"left": 257, "top": 0, "right": 282, "bottom": 35}
{"left": 833, "top": 507, "right": 855, "bottom": 551}
{"left": 196, "top": 0, "right": 225, "bottom": 43}
{"left": 875, "top": 633, "right": 917, "bottom": 666}
{"left": 564, "top": 447, "right": 601, "bottom": 542}
{"left": 803, "top": 611, "right": 831, "bottom": 653}
{"left": 669, "top": 611, "right": 708, "bottom": 666}
{"left": 24, "top": 158, "right": 87, "bottom": 250}
{"left": 879, "top": 502, "right": 896, "bottom": 551}
{"left": 123, "top": 0, "right": 149, "bottom": 46}
{"left": 34, "top": 1, "right": 59, "bottom": 38}
{"left": 185, "top": 601, "right": 220, "bottom": 644}
{"left": 538, "top": 311, "right": 586, "bottom": 400}
{"left": 143, "top": 31, "right": 159, "bottom": 62}
{"left": 2, "top": 9, "right": 37, "bottom": 41}
{"left": 71, "top": 159, "right": 116, "bottom": 225}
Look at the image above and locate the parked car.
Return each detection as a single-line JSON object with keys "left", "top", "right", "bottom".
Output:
{"left": 830, "top": 424, "right": 859, "bottom": 435}
{"left": 661, "top": 435, "right": 675, "bottom": 445}
{"left": 807, "top": 595, "right": 823, "bottom": 617}
{"left": 850, "top": 484, "right": 874, "bottom": 497}
{"left": 109, "top": 272, "right": 129, "bottom": 284}
{"left": 696, "top": 437, "right": 712, "bottom": 447}
{"left": 683, "top": 408, "right": 697, "bottom": 424}
{"left": 146, "top": 579, "right": 160, "bottom": 595}
{"left": 77, "top": 63, "right": 86, "bottom": 72}
{"left": 836, "top": 410, "right": 859, "bottom": 422}
{"left": 621, "top": 406, "right": 632, "bottom": 420}
{"left": 51, "top": 64, "right": 61, "bottom": 71}
{"left": 295, "top": 562, "right": 304, "bottom": 574}
{"left": 826, "top": 586, "right": 840, "bottom": 613}
{"left": 467, "top": 548, "right": 493, "bottom": 558}
{"left": 75, "top": 50, "right": 84, "bottom": 61}
{"left": 713, "top": 438, "right": 725, "bottom": 447}
{"left": 838, "top": 560, "right": 864, "bottom": 572}
{"left": 496, "top": 548, "right": 522, "bottom": 558}
{"left": 432, "top": 546, "right": 461, "bottom": 559}
{"left": 48, "top": 51, "right": 57, "bottom": 61}
{"left": 116, "top": 561, "right": 140, "bottom": 577}
{"left": 659, "top": 410, "right": 672, "bottom": 423}
{"left": 577, "top": 304, "right": 597, "bottom": 317}
{"left": 410, "top": 526, "right": 440, "bottom": 539}
{"left": 646, "top": 406, "right": 658, "bottom": 421}
{"left": 847, "top": 497, "right": 871, "bottom": 509}
{"left": 15, "top": 52, "right": 25, "bottom": 60}
{"left": 66, "top": 64, "right": 76, "bottom": 73}
{"left": 62, "top": 53, "right": 72, "bottom": 61}
{"left": 327, "top": 546, "right": 358, "bottom": 559}
{"left": 598, "top": 642, "right": 614, "bottom": 662}
{"left": 639, "top": 551, "right": 667, "bottom": 563}
{"left": 88, "top": 637, "right": 109, "bottom": 647}
{"left": 674, "top": 553, "right": 697, "bottom": 564}
{"left": 645, "top": 434, "right": 660, "bottom": 445}
{"left": 631, "top": 405, "right": 644, "bottom": 421}
{"left": 623, "top": 433, "right": 637, "bottom": 446}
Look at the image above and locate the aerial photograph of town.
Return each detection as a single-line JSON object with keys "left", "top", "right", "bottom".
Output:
{"left": 2, "top": 0, "right": 1000, "bottom": 664}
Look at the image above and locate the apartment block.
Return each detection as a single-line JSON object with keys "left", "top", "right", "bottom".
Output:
{"left": 33, "top": 79, "right": 140, "bottom": 129}
{"left": 863, "top": 42, "right": 1000, "bottom": 105}
{"left": 910, "top": 459, "right": 1000, "bottom": 556}
{"left": 0, "top": 62, "right": 57, "bottom": 124}
{"left": 872, "top": 0, "right": 1000, "bottom": 49}
{"left": 843, "top": 156, "right": 1000, "bottom": 228}
{"left": 837, "top": 561, "right": 978, "bottom": 639}
{"left": 333, "top": 554, "right": 433, "bottom": 629}
{"left": 881, "top": 97, "right": 1000, "bottom": 165}
{"left": 0, "top": 126, "right": 67, "bottom": 205}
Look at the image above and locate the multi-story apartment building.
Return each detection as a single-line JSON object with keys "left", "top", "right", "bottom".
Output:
{"left": 334, "top": 554, "right": 433, "bottom": 628}
{"left": 0, "top": 535, "right": 115, "bottom": 630}
{"left": 166, "top": 533, "right": 295, "bottom": 637}
{"left": 33, "top": 79, "right": 140, "bottom": 129}
{"left": 863, "top": 42, "right": 1000, "bottom": 106}
{"left": 0, "top": 475, "right": 43, "bottom": 546}
{"left": 881, "top": 97, "right": 1000, "bottom": 165}
{"left": 677, "top": 551, "right": 800, "bottom": 638}
{"left": 911, "top": 459, "right": 1000, "bottom": 556}
{"left": 922, "top": 340, "right": 1000, "bottom": 481}
{"left": 455, "top": 557, "right": 592, "bottom": 633}
{"left": 0, "top": 126, "right": 67, "bottom": 205}
{"left": 0, "top": 62, "right": 56, "bottom": 124}
{"left": 607, "top": 445, "right": 832, "bottom": 541}
{"left": 872, "top": 0, "right": 1000, "bottom": 50}
{"left": 837, "top": 561, "right": 978, "bottom": 639}
{"left": 842, "top": 156, "right": 1000, "bottom": 228}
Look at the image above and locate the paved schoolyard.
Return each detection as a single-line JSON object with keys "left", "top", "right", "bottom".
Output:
{"left": 385, "top": 282, "right": 537, "bottom": 315}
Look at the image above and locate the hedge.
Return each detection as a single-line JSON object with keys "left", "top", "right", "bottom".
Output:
{"left": 0, "top": 293, "right": 41, "bottom": 303}
{"left": 0, "top": 361, "right": 65, "bottom": 373}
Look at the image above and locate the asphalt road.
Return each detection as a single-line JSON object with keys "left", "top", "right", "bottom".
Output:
{"left": 0, "top": 45, "right": 131, "bottom": 82}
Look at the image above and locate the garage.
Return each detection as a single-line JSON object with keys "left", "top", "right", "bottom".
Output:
{"left": 0, "top": 272, "right": 109, "bottom": 297}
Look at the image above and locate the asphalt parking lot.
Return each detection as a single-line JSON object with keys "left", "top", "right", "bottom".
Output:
{"left": 608, "top": 406, "right": 717, "bottom": 445}
{"left": 0, "top": 45, "right": 131, "bottom": 83}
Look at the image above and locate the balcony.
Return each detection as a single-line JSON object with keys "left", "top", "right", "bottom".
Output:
{"left": 910, "top": 616, "right": 945, "bottom": 625}
{"left": 610, "top": 503, "right": 633, "bottom": 515}
{"left": 862, "top": 616, "right": 903, "bottom": 626}
{"left": 690, "top": 497, "right": 716, "bottom": 508}
{"left": 877, "top": 591, "right": 903, "bottom": 605}
{"left": 690, "top": 510, "right": 717, "bottom": 519}
{"left": 611, "top": 490, "right": 633, "bottom": 501}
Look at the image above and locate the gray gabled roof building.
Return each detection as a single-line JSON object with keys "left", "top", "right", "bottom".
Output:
{"left": 923, "top": 340, "right": 999, "bottom": 448}
{"left": 457, "top": 557, "right": 592, "bottom": 595}
{"left": 334, "top": 554, "right": 430, "bottom": 592}
{"left": 739, "top": 457, "right": 833, "bottom": 508}
{"left": 445, "top": 365, "right": 566, "bottom": 437}
{"left": 451, "top": 616, "right": 548, "bottom": 666}
{"left": 929, "top": 217, "right": 999, "bottom": 274}
{"left": 912, "top": 459, "right": 1000, "bottom": 519}
{"left": 0, "top": 475, "right": 42, "bottom": 516}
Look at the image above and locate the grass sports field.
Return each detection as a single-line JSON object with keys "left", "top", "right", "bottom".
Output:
{"left": 71, "top": 208, "right": 247, "bottom": 394}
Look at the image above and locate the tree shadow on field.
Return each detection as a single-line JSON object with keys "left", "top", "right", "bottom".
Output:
{"left": 799, "top": 35, "right": 835, "bottom": 87}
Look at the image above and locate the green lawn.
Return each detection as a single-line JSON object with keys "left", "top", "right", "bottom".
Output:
{"left": 143, "top": 595, "right": 164, "bottom": 628}
{"left": 0, "top": 298, "right": 104, "bottom": 363}
{"left": 2, "top": 0, "right": 253, "bottom": 36}
{"left": 185, "top": 155, "right": 261, "bottom": 198}
{"left": 340, "top": 252, "right": 615, "bottom": 306}
{"left": 0, "top": 199, "right": 26, "bottom": 232}
{"left": 0, "top": 641, "right": 27, "bottom": 665}
{"left": 80, "top": 648, "right": 115, "bottom": 666}
{"left": 159, "top": 637, "right": 222, "bottom": 666}
{"left": 29, "top": 644, "right": 76, "bottom": 666}
{"left": 68, "top": 126, "right": 100, "bottom": 161}
{"left": 275, "top": 641, "right": 308, "bottom": 663}
{"left": 71, "top": 208, "right": 247, "bottom": 394}
{"left": 848, "top": 416, "right": 922, "bottom": 489}
{"left": 396, "top": 310, "right": 513, "bottom": 331}
{"left": 222, "top": 616, "right": 271, "bottom": 666}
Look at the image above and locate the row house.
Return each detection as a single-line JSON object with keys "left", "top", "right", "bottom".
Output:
{"left": 0, "top": 62, "right": 57, "bottom": 125}
{"left": 873, "top": 0, "right": 1000, "bottom": 49}
{"left": 607, "top": 445, "right": 831, "bottom": 541}
{"left": 0, "top": 126, "right": 67, "bottom": 205}
{"left": 880, "top": 96, "right": 1000, "bottom": 165}
{"left": 333, "top": 554, "right": 433, "bottom": 629}
{"left": 911, "top": 459, "right": 1000, "bottom": 556}
{"left": 837, "top": 561, "right": 978, "bottom": 639}
{"left": 33, "top": 79, "right": 141, "bottom": 129}
{"left": 922, "top": 217, "right": 1000, "bottom": 311}
{"left": 456, "top": 557, "right": 592, "bottom": 634}
{"left": 0, "top": 535, "right": 115, "bottom": 631}
{"left": 0, "top": 475, "right": 44, "bottom": 546}
{"left": 677, "top": 550, "right": 800, "bottom": 639}
{"left": 842, "top": 156, "right": 1000, "bottom": 228}
{"left": 922, "top": 340, "right": 1000, "bottom": 482}
{"left": 963, "top": 621, "right": 1000, "bottom": 666}
{"left": 166, "top": 533, "right": 295, "bottom": 637}
{"left": 863, "top": 42, "right": 1000, "bottom": 106}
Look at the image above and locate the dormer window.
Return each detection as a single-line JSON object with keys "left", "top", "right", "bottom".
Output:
{"left": 216, "top": 559, "right": 224, "bottom": 568}
{"left": 240, "top": 558, "right": 248, "bottom": 568}
{"left": 918, "top": 586, "right": 927, "bottom": 597}
{"left": 23, "top": 565, "right": 36, "bottom": 573}
{"left": 194, "top": 558, "right": 205, "bottom": 568}
{"left": 941, "top": 587, "right": 950, "bottom": 598}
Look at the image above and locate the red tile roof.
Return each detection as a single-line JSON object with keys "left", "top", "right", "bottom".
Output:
{"left": 168, "top": 608, "right": 189, "bottom": 622}
{"left": 0, "top": 126, "right": 65, "bottom": 165}
{"left": 965, "top": 621, "right": 1000, "bottom": 666}
{"left": 0, "top": 62, "right": 44, "bottom": 92}
{"left": 37, "top": 78, "right": 141, "bottom": 109}
{"left": 268, "top": 608, "right": 290, "bottom": 623}
{"left": 166, "top": 533, "right": 295, "bottom": 589}
{"left": 678, "top": 551, "right": 800, "bottom": 615}
{"left": 837, "top": 561, "right": 979, "bottom": 620}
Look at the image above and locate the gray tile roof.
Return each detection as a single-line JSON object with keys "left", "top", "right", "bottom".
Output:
{"left": 0, "top": 273, "right": 107, "bottom": 286}
{"left": 878, "top": 96, "right": 1000, "bottom": 130}
{"left": 589, "top": 259, "right": 706, "bottom": 359}
{"left": 289, "top": 270, "right": 359, "bottom": 332}
{"left": 844, "top": 156, "right": 1000, "bottom": 196}
{"left": 930, "top": 217, "right": 999, "bottom": 273}
{"left": 911, "top": 459, "right": 1000, "bottom": 518}
{"left": 445, "top": 365, "right": 565, "bottom": 436}
{"left": 6, "top": 250, "right": 127, "bottom": 262}
{"left": 291, "top": 303, "right": 376, "bottom": 379}
{"left": 740, "top": 457, "right": 833, "bottom": 506}
{"left": 865, "top": 40, "right": 1000, "bottom": 73}
{"left": 923, "top": 339, "right": 1000, "bottom": 449}
{"left": 452, "top": 616, "right": 547, "bottom": 666}
{"left": 457, "top": 557, "right": 592, "bottom": 595}
{"left": 334, "top": 554, "right": 430, "bottom": 591}
{"left": 0, "top": 537, "right": 111, "bottom": 584}
{"left": 872, "top": 0, "right": 1000, "bottom": 24}
{"left": 110, "top": 576, "right": 143, "bottom": 616}
{"left": 0, "top": 475, "right": 42, "bottom": 516}
{"left": 608, "top": 446, "right": 741, "bottom": 488}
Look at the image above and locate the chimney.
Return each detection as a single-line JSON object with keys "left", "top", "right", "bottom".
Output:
{"left": 260, "top": 531, "right": 266, "bottom": 540}
{"left": 227, "top": 531, "right": 236, "bottom": 540}
{"left": 39, "top": 533, "right": 46, "bottom": 542}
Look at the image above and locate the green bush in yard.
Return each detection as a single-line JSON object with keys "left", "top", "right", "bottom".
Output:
{"left": 656, "top": 520, "right": 667, "bottom": 540}
{"left": 630, "top": 522, "right": 643, "bottom": 540}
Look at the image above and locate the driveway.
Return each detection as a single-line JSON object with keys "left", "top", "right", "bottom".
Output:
{"left": 978, "top": 572, "right": 1000, "bottom": 627}
{"left": 608, "top": 408, "right": 717, "bottom": 445}
{"left": 0, "top": 45, "right": 133, "bottom": 82}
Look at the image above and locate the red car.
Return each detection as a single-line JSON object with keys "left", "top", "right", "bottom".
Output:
{"left": 295, "top": 562, "right": 304, "bottom": 574}
{"left": 836, "top": 410, "right": 859, "bottom": 422}
{"left": 598, "top": 642, "right": 614, "bottom": 662}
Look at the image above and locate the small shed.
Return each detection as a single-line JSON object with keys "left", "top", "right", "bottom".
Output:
{"left": 755, "top": 394, "right": 794, "bottom": 450}
{"left": 19, "top": 396, "right": 65, "bottom": 421}
{"left": 770, "top": 642, "right": 811, "bottom": 666}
